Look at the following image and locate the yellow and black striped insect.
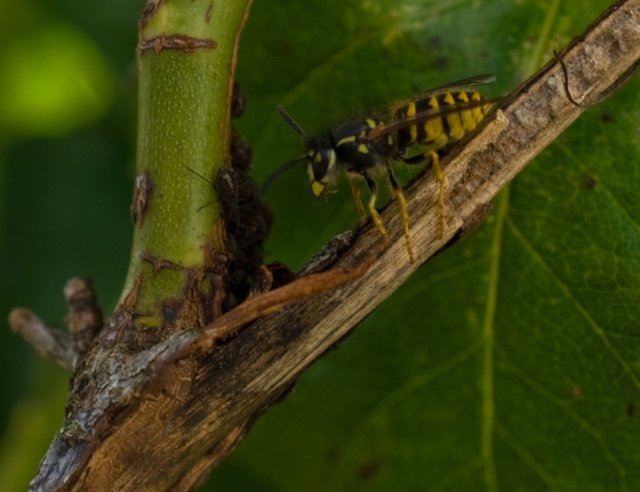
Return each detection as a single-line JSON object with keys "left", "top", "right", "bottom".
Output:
{"left": 265, "top": 75, "right": 496, "bottom": 263}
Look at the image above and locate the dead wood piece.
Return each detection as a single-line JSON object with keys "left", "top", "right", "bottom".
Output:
{"left": 9, "top": 308, "right": 77, "bottom": 371}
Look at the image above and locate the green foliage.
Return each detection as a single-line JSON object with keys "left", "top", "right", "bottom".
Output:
{"left": 0, "top": 0, "right": 638, "bottom": 490}
{"left": 0, "top": 22, "right": 115, "bottom": 138}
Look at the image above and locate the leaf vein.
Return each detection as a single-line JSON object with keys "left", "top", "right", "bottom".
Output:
{"left": 506, "top": 217, "right": 640, "bottom": 392}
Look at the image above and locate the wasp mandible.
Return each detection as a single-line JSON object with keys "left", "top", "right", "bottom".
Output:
{"left": 264, "top": 75, "right": 497, "bottom": 263}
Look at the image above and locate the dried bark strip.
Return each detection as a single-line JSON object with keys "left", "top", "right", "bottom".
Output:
{"left": 130, "top": 170, "right": 154, "bottom": 227}
{"left": 138, "top": 0, "right": 166, "bottom": 29}
{"left": 138, "top": 34, "right": 217, "bottom": 54}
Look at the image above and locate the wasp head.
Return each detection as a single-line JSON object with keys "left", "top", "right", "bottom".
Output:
{"left": 305, "top": 136, "right": 337, "bottom": 197}
{"left": 269, "top": 106, "right": 338, "bottom": 198}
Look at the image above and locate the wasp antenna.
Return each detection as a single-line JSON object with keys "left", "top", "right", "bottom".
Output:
{"left": 185, "top": 166, "right": 215, "bottom": 187}
{"left": 196, "top": 201, "right": 216, "bottom": 212}
{"left": 261, "top": 156, "right": 306, "bottom": 196}
{"left": 277, "top": 105, "right": 306, "bottom": 138}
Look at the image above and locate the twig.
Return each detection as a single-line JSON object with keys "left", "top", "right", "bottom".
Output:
{"left": 8, "top": 308, "right": 77, "bottom": 370}
{"left": 8, "top": 278, "right": 104, "bottom": 370}
{"left": 64, "top": 277, "right": 103, "bottom": 354}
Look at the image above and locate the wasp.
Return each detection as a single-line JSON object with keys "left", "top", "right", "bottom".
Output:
{"left": 264, "top": 75, "right": 496, "bottom": 263}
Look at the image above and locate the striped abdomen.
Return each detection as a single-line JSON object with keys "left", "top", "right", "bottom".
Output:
{"left": 394, "top": 90, "right": 493, "bottom": 150}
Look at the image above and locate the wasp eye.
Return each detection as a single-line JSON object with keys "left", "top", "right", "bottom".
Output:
{"left": 307, "top": 152, "right": 326, "bottom": 181}
{"left": 311, "top": 148, "right": 337, "bottom": 182}
{"left": 306, "top": 160, "right": 316, "bottom": 183}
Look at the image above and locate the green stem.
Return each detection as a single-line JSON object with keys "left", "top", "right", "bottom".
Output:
{"left": 119, "top": 0, "right": 252, "bottom": 326}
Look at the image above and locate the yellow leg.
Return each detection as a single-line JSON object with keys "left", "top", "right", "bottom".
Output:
{"left": 348, "top": 174, "right": 366, "bottom": 223}
{"left": 385, "top": 164, "right": 414, "bottom": 263}
{"left": 364, "top": 175, "right": 388, "bottom": 247}
{"left": 395, "top": 188, "right": 414, "bottom": 263}
{"left": 426, "top": 150, "right": 445, "bottom": 238}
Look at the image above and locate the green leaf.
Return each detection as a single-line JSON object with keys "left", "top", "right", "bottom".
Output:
{"left": 210, "top": 0, "right": 640, "bottom": 490}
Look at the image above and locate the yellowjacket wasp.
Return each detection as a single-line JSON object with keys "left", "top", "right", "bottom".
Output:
{"left": 264, "top": 75, "right": 497, "bottom": 263}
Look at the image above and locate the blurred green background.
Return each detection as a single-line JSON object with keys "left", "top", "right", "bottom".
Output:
{"left": 1, "top": 0, "right": 639, "bottom": 490}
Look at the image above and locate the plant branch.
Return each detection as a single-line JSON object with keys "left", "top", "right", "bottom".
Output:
{"left": 21, "top": 0, "right": 640, "bottom": 490}
{"left": 9, "top": 308, "right": 77, "bottom": 371}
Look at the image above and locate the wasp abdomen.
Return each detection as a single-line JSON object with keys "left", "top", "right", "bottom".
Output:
{"left": 395, "top": 90, "right": 492, "bottom": 150}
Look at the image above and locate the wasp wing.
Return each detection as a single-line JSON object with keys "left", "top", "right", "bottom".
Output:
{"left": 363, "top": 74, "right": 497, "bottom": 141}
{"left": 364, "top": 97, "right": 500, "bottom": 142}
{"left": 380, "top": 74, "right": 495, "bottom": 115}
{"left": 415, "top": 73, "right": 495, "bottom": 96}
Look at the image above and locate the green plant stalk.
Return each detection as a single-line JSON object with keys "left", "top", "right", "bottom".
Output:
{"left": 120, "top": 0, "right": 252, "bottom": 324}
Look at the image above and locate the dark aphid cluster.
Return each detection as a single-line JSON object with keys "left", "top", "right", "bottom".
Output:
{"left": 230, "top": 81, "right": 246, "bottom": 119}
{"left": 216, "top": 167, "right": 272, "bottom": 303}
{"left": 217, "top": 83, "right": 273, "bottom": 308}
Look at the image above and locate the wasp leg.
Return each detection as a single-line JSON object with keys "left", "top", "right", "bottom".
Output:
{"left": 401, "top": 150, "right": 445, "bottom": 238}
{"left": 347, "top": 174, "right": 367, "bottom": 223}
{"left": 426, "top": 150, "right": 445, "bottom": 238}
{"left": 363, "top": 174, "right": 388, "bottom": 247}
{"left": 385, "top": 163, "right": 414, "bottom": 263}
